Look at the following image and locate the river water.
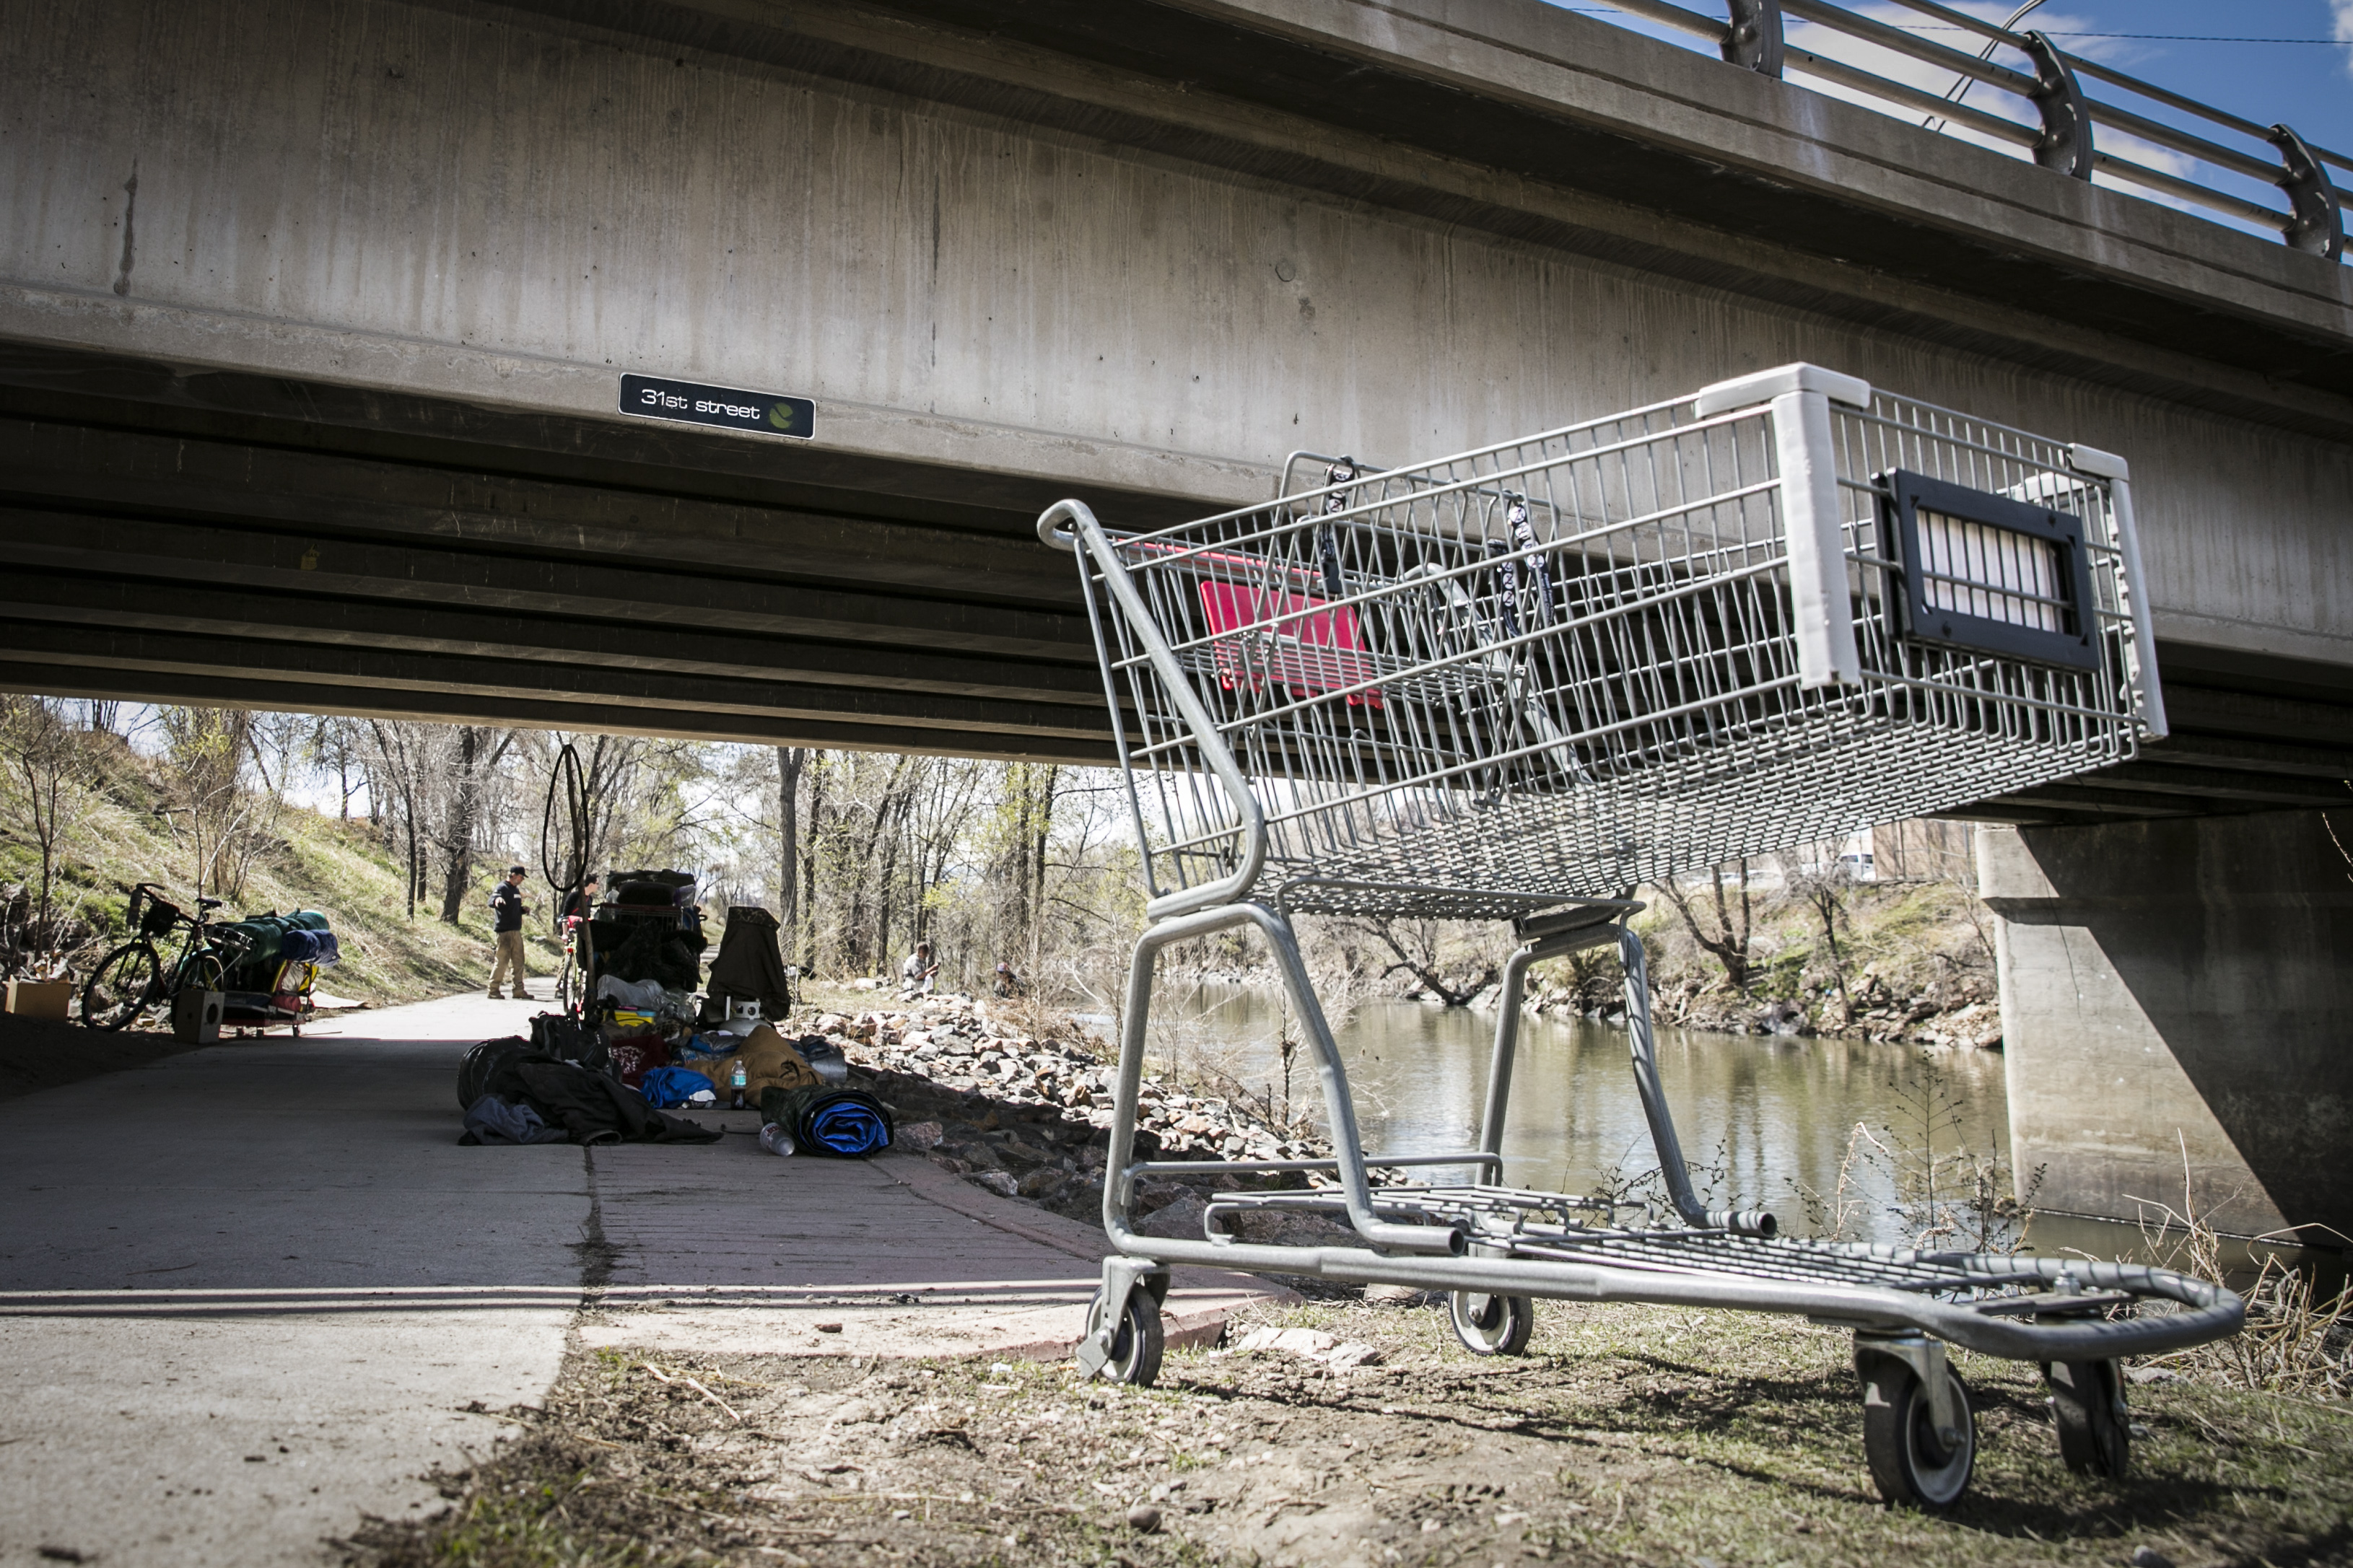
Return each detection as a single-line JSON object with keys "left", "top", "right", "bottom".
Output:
{"left": 1151, "top": 983, "right": 2040, "bottom": 1249}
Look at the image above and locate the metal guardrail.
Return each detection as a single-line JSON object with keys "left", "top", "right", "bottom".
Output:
{"left": 1595, "top": 0, "right": 2349, "bottom": 263}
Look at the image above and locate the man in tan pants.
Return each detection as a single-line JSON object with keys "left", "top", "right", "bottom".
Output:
{"left": 487, "top": 865, "right": 534, "bottom": 1000}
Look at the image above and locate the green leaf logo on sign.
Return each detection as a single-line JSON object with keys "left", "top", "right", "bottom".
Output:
{"left": 616, "top": 373, "right": 816, "bottom": 441}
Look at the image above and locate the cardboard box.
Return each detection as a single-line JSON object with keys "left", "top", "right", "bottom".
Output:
{"left": 4, "top": 978, "right": 73, "bottom": 1021}
{"left": 173, "top": 989, "right": 224, "bottom": 1045}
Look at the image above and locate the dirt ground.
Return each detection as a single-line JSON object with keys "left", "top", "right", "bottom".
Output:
{"left": 346, "top": 1289, "right": 2353, "bottom": 1568}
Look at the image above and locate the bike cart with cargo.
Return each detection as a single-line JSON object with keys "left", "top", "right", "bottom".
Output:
{"left": 1039, "top": 362, "right": 2241, "bottom": 1507}
{"left": 216, "top": 909, "right": 341, "bottom": 1035}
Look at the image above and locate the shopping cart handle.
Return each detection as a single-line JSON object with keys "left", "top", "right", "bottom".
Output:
{"left": 1037, "top": 502, "right": 1084, "bottom": 551}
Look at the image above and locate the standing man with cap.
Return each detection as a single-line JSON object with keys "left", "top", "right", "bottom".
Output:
{"left": 487, "top": 865, "right": 535, "bottom": 1000}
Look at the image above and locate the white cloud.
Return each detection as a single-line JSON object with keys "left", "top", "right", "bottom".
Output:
{"left": 2335, "top": 0, "right": 2353, "bottom": 83}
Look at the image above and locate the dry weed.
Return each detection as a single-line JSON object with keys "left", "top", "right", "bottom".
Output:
{"left": 2128, "top": 1136, "right": 2350, "bottom": 1402}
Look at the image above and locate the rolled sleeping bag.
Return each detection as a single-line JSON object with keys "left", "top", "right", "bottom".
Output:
{"left": 757, "top": 1085, "right": 894, "bottom": 1157}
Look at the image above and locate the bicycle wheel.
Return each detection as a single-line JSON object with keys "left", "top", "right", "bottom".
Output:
{"left": 82, "top": 943, "right": 162, "bottom": 1030}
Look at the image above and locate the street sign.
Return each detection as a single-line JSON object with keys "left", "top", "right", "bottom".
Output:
{"left": 619, "top": 373, "right": 815, "bottom": 440}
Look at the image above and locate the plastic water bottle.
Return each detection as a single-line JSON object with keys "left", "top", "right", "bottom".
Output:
{"left": 759, "top": 1121, "right": 795, "bottom": 1157}
{"left": 730, "top": 1060, "right": 748, "bottom": 1110}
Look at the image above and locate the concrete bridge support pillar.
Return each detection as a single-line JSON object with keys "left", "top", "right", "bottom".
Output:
{"left": 1978, "top": 813, "right": 2353, "bottom": 1247}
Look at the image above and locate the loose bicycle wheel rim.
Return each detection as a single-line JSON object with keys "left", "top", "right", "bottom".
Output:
{"left": 82, "top": 944, "right": 162, "bottom": 1030}
{"left": 185, "top": 952, "right": 228, "bottom": 994}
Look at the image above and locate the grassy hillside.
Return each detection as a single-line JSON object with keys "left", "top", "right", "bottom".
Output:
{"left": 1, "top": 737, "right": 561, "bottom": 1007}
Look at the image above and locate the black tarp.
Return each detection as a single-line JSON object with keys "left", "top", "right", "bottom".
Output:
{"left": 704, "top": 906, "right": 793, "bottom": 1020}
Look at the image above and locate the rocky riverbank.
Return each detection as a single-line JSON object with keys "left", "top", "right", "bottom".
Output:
{"left": 1512, "top": 968, "right": 2006, "bottom": 1048}
{"left": 785, "top": 994, "right": 1341, "bottom": 1242}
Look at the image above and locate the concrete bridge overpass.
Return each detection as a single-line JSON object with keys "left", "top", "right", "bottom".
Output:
{"left": 1, "top": 0, "right": 2349, "bottom": 1241}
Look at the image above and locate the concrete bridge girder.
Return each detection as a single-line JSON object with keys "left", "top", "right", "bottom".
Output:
{"left": 3, "top": 0, "right": 2351, "bottom": 709}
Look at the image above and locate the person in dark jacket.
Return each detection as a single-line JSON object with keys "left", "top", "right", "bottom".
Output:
{"left": 487, "top": 866, "right": 534, "bottom": 999}
{"left": 560, "top": 874, "right": 600, "bottom": 924}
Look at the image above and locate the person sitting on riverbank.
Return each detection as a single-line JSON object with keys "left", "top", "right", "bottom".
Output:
{"left": 900, "top": 941, "right": 940, "bottom": 998}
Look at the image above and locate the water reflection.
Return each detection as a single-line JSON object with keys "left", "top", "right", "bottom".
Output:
{"left": 1156, "top": 983, "right": 2012, "bottom": 1246}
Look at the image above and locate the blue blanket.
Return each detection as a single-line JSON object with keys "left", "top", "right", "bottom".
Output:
{"left": 637, "top": 1066, "right": 717, "bottom": 1109}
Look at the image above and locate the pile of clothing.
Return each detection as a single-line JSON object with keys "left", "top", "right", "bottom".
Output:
{"left": 456, "top": 1035, "right": 722, "bottom": 1146}
{"left": 454, "top": 1023, "right": 892, "bottom": 1157}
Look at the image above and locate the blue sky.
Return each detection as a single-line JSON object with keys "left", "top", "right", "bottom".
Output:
{"left": 1553, "top": 0, "right": 2352, "bottom": 249}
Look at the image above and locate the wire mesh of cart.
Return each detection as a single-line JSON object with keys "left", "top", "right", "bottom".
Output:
{"left": 1037, "top": 364, "right": 2239, "bottom": 1508}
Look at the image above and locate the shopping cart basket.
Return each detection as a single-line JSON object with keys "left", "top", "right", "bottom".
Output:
{"left": 1039, "top": 363, "right": 2238, "bottom": 1507}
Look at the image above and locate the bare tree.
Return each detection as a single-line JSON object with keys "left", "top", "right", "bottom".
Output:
{"left": 365, "top": 719, "right": 435, "bottom": 919}
{"left": 800, "top": 751, "right": 828, "bottom": 970}
{"left": 777, "top": 747, "right": 806, "bottom": 928}
{"left": 984, "top": 762, "right": 1060, "bottom": 980}
{"left": 435, "top": 726, "right": 515, "bottom": 923}
{"left": 0, "top": 696, "right": 93, "bottom": 976}
{"left": 310, "top": 716, "right": 367, "bottom": 819}
{"left": 1350, "top": 916, "right": 1491, "bottom": 1006}
{"left": 1658, "top": 859, "right": 1755, "bottom": 993}
{"left": 1786, "top": 852, "right": 1856, "bottom": 1018}
{"left": 155, "top": 707, "right": 278, "bottom": 901}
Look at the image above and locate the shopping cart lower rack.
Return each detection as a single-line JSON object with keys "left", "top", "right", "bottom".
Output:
{"left": 1039, "top": 362, "right": 2240, "bottom": 1508}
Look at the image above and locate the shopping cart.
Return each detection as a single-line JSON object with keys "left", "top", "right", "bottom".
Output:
{"left": 1039, "top": 363, "right": 2240, "bottom": 1507}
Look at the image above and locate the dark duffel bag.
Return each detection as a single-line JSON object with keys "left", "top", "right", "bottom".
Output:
{"left": 529, "top": 1011, "right": 611, "bottom": 1076}
{"left": 457, "top": 1036, "right": 546, "bottom": 1111}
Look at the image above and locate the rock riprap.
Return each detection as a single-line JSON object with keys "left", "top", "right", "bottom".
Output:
{"left": 777, "top": 996, "right": 1335, "bottom": 1232}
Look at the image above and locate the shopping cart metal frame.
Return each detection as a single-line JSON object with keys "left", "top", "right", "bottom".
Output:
{"left": 1040, "top": 362, "right": 2239, "bottom": 1507}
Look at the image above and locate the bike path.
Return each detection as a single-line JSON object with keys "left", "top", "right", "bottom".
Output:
{"left": 0, "top": 994, "right": 1278, "bottom": 1567}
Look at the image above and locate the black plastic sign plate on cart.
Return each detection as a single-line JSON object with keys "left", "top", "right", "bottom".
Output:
{"left": 619, "top": 373, "right": 815, "bottom": 440}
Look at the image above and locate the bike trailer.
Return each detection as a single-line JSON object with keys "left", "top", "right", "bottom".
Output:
{"left": 221, "top": 909, "right": 341, "bottom": 1029}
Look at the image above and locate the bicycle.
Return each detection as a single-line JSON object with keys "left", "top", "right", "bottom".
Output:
{"left": 79, "top": 883, "right": 252, "bottom": 1032}
{"left": 555, "top": 912, "right": 587, "bottom": 1013}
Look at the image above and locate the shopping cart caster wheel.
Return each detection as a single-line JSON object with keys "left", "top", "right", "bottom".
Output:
{"left": 1860, "top": 1357, "right": 1974, "bottom": 1509}
{"left": 2047, "top": 1359, "right": 2129, "bottom": 1478}
{"left": 1084, "top": 1285, "right": 1164, "bottom": 1387}
{"left": 1449, "top": 1292, "right": 1534, "bottom": 1357}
